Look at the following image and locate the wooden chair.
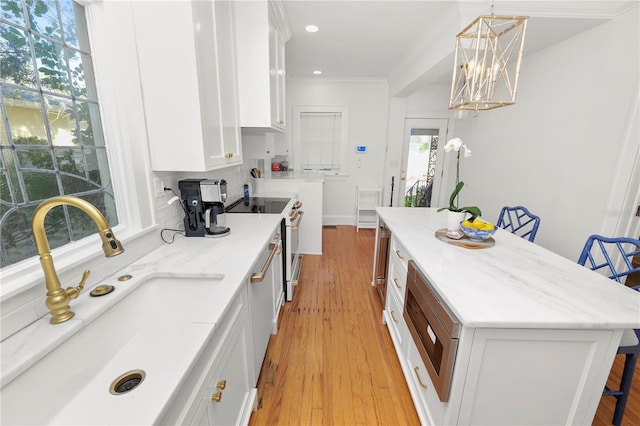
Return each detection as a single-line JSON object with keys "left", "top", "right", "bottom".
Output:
{"left": 496, "top": 206, "right": 540, "bottom": 242}
{"left": 578, "top": 234, "right": 640, "bottom": 426}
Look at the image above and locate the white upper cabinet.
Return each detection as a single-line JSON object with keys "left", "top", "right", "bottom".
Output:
{"left": 234, "top": 0, "right": 291, "bottom": 132}
{"left": 132, "top": 0, "right": 242, "bottom": 171}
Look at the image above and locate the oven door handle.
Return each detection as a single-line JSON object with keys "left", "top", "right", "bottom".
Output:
{"left": 291, "top": 211, "right": 304, "bottom": 231}
{"left": 250, "top": 243, "right": 278, "bottom": 283}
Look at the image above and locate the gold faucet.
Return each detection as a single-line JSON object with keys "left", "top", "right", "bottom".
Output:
{"left": 31, "top": 196, "right": 124, "bottom": 324}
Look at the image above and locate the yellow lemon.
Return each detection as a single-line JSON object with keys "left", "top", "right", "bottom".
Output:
{"left": 462, "top": 220, "right": 473, "bottom": 227}
{"left": 471, "top": 220, "right": 485, "bottom": 230}
{"left": 481, "top": 223, "right": 495, "bottom": 231}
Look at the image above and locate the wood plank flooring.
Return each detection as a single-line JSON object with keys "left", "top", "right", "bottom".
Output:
{"left": 249, "top": 225, "right": 639, "bottom": 426}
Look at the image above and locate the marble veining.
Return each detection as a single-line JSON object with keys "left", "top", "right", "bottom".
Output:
{"left": 377, "top": 207, "right": 640, "bottom": 329}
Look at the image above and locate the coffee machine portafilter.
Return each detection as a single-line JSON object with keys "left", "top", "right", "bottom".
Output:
{"left": 178, "top": 179, "right": 230, "bottom": 237}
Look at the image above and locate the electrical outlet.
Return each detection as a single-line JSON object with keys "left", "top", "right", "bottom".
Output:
{"left": 153, "top": 178, "right": 165, "bottom": 197}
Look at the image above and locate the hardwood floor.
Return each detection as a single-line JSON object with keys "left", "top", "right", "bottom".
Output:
{"left": 249, "top": 225, "right": 639, "bottom": 426}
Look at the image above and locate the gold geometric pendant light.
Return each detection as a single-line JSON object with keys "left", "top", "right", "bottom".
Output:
{"left": 449, "top": 14, "right": 528, "bottom": 112}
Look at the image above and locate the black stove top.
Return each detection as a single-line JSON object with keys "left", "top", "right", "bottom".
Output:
{"left": 225, "top": 197, "right": 290, "bottom": 214}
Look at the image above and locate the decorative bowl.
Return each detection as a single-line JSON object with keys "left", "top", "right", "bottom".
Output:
{"left": 460, "top": 220, "right": 497, "bottom": 241}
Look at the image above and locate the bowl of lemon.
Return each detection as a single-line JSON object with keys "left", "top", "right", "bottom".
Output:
{"left": 460, "top": 219, "right": 497, "bottom": 241}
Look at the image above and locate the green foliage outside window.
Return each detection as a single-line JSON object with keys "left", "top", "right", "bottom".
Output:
{"left": 0, "top": 0, "right": 117, "bottom": 268}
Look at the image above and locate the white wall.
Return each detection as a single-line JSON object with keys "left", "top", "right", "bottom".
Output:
{"left": 284, "top": 79, "right": 390, "bottom": 224}
{"left": 407, "top": 7, "right": 639, "bottom": 260}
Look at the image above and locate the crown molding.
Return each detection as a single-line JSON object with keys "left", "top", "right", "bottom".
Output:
{"left": 458, "top": 0, "right": 636, "bottom": 21}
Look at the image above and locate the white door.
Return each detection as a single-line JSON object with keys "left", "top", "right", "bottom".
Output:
{"left": 398, "top": 119, "right": 448, "bottom": 208}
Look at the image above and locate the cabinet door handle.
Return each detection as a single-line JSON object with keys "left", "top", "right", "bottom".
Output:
{"left": 216, "top": 380, "right": 226, "bottom": 390}
{"left": 211, "top": 391, "right": 222, "bottom": 402}
{"left": 251, "top": 243, "right": 278, "bottom": 283}
{"left": 395, "top": 250, "right": 404, "bottom": 260}
{"left": 414, "top": 366, "right": 428, "bottom": 389}
{"left": 390, "top": 310, "right": 399, "bottom": 323}
{"left": 393, "top": 278, "right": 401, "bottom": 289}
{"left": 266, "top": 150, "right": 271, "bottom": 154}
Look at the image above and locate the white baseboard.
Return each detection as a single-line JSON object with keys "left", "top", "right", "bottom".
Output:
{"left": 322, "top": 214, "right": 355, "bottom": 226}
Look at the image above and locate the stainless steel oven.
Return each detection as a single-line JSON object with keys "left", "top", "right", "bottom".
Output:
{"left": 404, "top": 260, "right": 461, "bottom": 402}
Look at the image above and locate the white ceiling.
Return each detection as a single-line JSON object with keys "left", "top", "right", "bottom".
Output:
{"left": 281, "top": 0, "right": 635, "bottom": 86}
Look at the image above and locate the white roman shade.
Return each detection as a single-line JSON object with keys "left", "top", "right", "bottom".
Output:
{"left": 300, "top": 112, "right": 342, "bottom": 171}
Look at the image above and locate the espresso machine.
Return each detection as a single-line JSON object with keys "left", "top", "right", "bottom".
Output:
{"left": 178, "top": 179, "right": 230, "bottom": 237}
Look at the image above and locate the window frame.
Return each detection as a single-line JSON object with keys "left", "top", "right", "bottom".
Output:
{"left": 293, "top": 105, "right": 349, "bottom": 177}
{"left": 1, "top": 0, "right": 156, "bottom": 298}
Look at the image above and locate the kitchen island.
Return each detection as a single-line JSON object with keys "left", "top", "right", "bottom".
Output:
{"left": 375, "top": 207, "right": 640, "bottom": 425}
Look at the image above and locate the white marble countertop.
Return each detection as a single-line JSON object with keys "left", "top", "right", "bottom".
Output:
{"left": 0, "top": 212, "right": 286, "bottom": 425}
{"left": 377, "top": 207, "right": 640, "bottom": 329}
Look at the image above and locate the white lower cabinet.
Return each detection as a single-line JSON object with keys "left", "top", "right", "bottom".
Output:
{"left": 248, "top": 235, "right": 282, "bottom": 383}
{"left": 405, "top": 342, "right": 447, "bottom": 426}
{"left": 194, "top": 304, "right": 253, "bottom": 426}
{"left": 384, "top": 282, "right": 409, "bottom": 355}
{"left": 159, "top": 288, "right": 254, "bottom": 426}
{"left": 382, "top": 253, "right": 620, "bottom": 425}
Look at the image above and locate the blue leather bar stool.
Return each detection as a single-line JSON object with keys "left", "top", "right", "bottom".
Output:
{"left": 496, "top": 206, "right": 540, "bottom": 242}
{"left": 578, "top": 234, "right": 640, "bottom": 426}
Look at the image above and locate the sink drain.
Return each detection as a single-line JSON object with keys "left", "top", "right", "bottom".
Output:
{"left": 109, "top": 369, "right": 146, "bottom": 395}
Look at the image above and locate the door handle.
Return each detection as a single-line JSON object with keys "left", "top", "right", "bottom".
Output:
{"left": 251, "top": 243, "right": 278, "bottom": 283}
{"left": 291, "top": 211, "right": 304, "bottom": 231}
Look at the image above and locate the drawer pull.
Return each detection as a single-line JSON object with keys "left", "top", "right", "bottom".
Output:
{"left": 211, "top": 391, "right": 222, "bottom": 402}
{"left": 395, "top": 250, "right": 404, "bottom": 260}
{"left": 414, "top": 366, "right": 428, "bottom": 389}
{"left": 390, "top": 310, "right": 399, "bottom": 323}
{"left": 216, "top": 380, "right": 226, "bottom": 390}
{"left": 393, "top": 278, "right": 401, "bottom": 289}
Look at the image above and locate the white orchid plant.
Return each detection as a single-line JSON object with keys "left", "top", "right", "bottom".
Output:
{"left": 437, "top": 137, "right": 482, "bottom": 220}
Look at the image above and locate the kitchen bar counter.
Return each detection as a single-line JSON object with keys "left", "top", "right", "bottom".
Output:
{"left": 376, "top": 207, "right": 640, "bottom": 425}
{"left": 377, "top": 207, "right": 640, "bottom": 329}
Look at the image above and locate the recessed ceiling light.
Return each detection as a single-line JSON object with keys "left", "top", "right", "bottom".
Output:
{"left": 305, "top": 25, "right": 319, "bottom": 33}
{"left": 313, "top": 70, "right": 322, "bottom": 75}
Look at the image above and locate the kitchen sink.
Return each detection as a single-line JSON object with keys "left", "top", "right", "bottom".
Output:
{"left": 1, "top": 274, "right": 226, "bottom": 425}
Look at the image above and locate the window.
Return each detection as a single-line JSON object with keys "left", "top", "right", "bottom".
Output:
{"left": 294, "top": 105, "right": 349, "bottom": 175}
{"left": 0, "top": 0, "right": 117, "bottom": 268}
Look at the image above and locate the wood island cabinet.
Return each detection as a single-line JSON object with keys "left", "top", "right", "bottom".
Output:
{"left": 132, "top": 0, "right": 242, "bottom": 171}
